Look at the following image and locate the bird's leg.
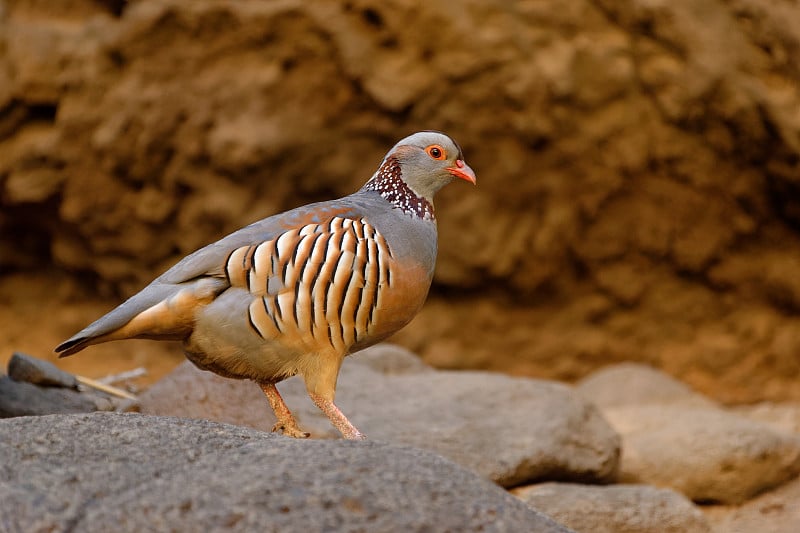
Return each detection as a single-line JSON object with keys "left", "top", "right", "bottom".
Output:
{"left": 258, "top": 382, "right": 310, "bottom": 439}
{"left": 303, "top": 353, "right": 366, "bottom": 440}
{"left": 308, "top": 392, "right": 366, "bottom": 440}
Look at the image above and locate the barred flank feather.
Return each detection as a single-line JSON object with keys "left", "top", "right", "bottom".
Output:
{"left": 227, "top": 217, "right": 392, "bottom": 353}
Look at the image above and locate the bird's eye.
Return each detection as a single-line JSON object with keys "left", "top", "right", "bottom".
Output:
{"left": 425, "top": 145, "right": 446, "bottom": 160}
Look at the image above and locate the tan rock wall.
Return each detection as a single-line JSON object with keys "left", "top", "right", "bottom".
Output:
{"left": 2, "top": 0, "right": 800, "bottom": 401}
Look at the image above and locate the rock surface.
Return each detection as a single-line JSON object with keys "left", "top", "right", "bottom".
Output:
{"left": 0, "top": 375, "right": 100, "bottom": 417}
{"left": 703, "top": 475, "right": 800, "bottom": 533}
{"left": 140, "top": 344, "right": 621, "bottom": 487}
{"left": 4, "top": 0, "right": 800, "bottom": 403}
{"left": 576, "top": 362, "right": 717, "bottom": 409}
{"left": 513, "top": 482, "right": 710, "bottom": 533}
{"left": 604, "top": 405, "right": 800, "bottom": 504}
{"left": 576, "top": 362, "right": 800, "bottom": 505}
{"left": 731, "top": 402, "right": 800, "bottom": 436}
{"left": 7, "top": 351, "right": 79, "bottom": 388}
{"left": 0, "top": 412, "right": 572, "bottom": 533}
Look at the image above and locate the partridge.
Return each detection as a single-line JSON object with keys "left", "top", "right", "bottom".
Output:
{"left": 55, "top": 131, "right": 476, "bottom": 440}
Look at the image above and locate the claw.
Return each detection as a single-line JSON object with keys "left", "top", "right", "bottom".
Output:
{"left": 271, "top": 422, "right": 310, "bottom": 439}
{"left": 348, "top": 431, "right": 367, "bottom": 441}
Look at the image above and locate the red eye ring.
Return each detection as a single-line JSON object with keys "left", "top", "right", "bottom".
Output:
{"left": 425, "top": 144, "right": 446, "bottom": 160}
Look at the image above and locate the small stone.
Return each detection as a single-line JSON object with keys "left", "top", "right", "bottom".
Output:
{"left": 349, "top": 344, "right": 433, "bottom": 375}
{"left": 605, "top": 404, "right": 800, "bottom": 503}
{"left": 513, "top": 482, "right": 710, "bottom": 533}
{"left": 731, "top": 402, "right": 800, "bottom": 435}
{"left": 0, "top": 376, "right": 96, "bottom": 417}
{"left": 703, "top": 474, "right": 800, "bottom": 533}
{"left": 576, "top": 362, "right": 717, "bottom": 409}
{"left": 7, "top": 352, "right": 79, "bottom": 389}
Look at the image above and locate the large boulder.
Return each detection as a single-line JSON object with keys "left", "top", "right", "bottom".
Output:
{"left": 140, "top": 344, "right": 621, "bottom": 487}
{"left": 0, "top": 412, "right": 571, "bottom": 532}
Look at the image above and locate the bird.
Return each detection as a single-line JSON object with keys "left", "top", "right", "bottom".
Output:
{"left": 55, "top": 131, "right": 476, "bottom": 440}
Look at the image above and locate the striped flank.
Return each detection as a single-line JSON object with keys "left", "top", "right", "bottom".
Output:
{"left": 225, "top": 217, "right": 392, "bottom": 352}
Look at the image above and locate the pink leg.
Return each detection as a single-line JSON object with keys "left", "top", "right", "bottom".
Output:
{"left": 308, "top": 392, "right": 366, "bottom": 440}
{"left": 259, "top": 383, "right": 310, "bottom": 438}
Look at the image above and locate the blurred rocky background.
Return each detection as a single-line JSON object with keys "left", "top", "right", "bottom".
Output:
{"left": 2, "top": 0, "right": 800, "bottom": 405}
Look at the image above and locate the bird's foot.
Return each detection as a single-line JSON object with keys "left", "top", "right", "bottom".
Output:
{"left": 271, "top": 422, "right": 311, "bottom": 439}
{"left": 259, "top": 382, "right": 310, "bottom": 438}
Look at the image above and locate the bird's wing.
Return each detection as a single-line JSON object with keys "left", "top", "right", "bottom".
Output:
{"left": 55, "top": 200, "right": 370, "bottom": 356}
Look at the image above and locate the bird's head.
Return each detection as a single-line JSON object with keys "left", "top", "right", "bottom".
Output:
{"left": 384, "top": 131, "right": 477, "bottom": 202}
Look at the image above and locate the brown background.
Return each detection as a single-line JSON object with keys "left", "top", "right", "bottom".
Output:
{"left": 2, "top": 0, "right": 800, "bottom": 402}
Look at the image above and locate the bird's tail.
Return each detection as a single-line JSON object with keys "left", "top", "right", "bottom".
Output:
{"left": 55, "top": 336, "right": 95, "bottom": 357}
{"left": 54, "top": 278, "right": 227, "bottom": 357}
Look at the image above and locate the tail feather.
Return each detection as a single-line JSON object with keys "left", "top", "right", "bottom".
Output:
{"left": 55, "top": 336, "right": 92, "bottom": 357}
{"left": 54, "top": 278, "right": 228, "bottom": 357}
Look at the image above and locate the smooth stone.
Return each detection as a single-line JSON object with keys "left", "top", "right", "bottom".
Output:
{"left": 605, "top": 404, "right": 800, "bottom": 503}
{"left": 703, "top": 474, "right": 800, "bottom": 533}
{"left": 0, "top": 375, "right": 97, "bottom": 417}
{"left": 7, "top": 351, "right": 79, "bottom": 389}
{"left": 731, "top": 401, "right": 800, "bottom": 436}
{"left": 513, "top": 482, "right": 710, "bottom": 533}
{"left": 576, "top": 362, "right": 717, "bottom": 409}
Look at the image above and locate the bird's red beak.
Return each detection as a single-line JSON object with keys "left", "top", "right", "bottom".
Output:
{"left": 447, "top": 160, "right": 477, "bottom": 184}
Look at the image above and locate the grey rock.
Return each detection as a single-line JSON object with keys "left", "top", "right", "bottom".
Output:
{"left": 8, "top": 352, "right": 78, "bottom": 390}
{"left": 604, "top": 405, "right": 800, "bottom": 503}
{"left": 7, "top": 351, "right": 79, "bottom": 388}
{"left": 141, "top": 344, "right": 621, "bottom": 487}
{"left": 513, "top": 482, "right": 710, "bottom": 533}
{"left": 0, "top": 375, "right": 97, "bottom": 417}
{"left": 576, "top": 362, "right": 717, "bottom": 409}
{"left": 0, "top": 412, "right": 573, "bottom": 533}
